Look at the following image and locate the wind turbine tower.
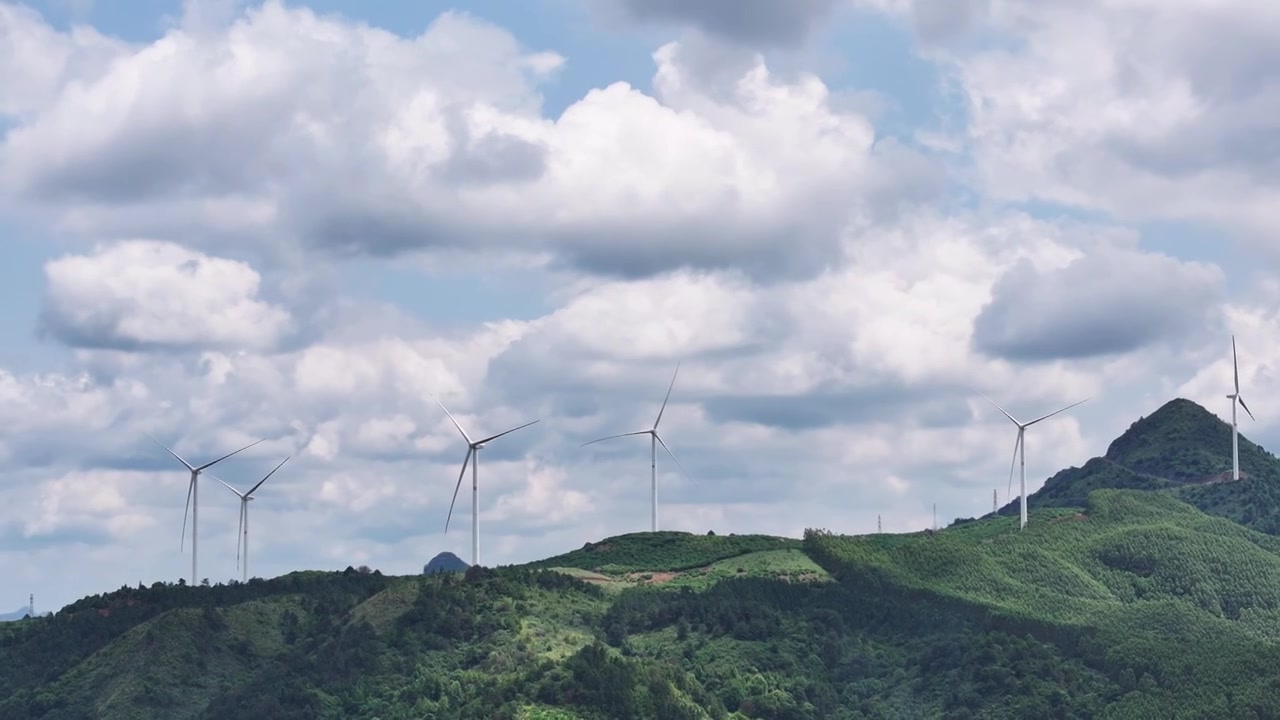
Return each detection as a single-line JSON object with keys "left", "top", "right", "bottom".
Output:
{"left": 148, "top": 434, "right": 265, "bottom": 585}
{"left": 993, "top": 489, "right": 997, "bottom": 514}
{"left": 438, "top": 400, "right": 540, "bottom": 567}
{"left": 581, "top": 363, "right": 689, "bottom": 532}
{"left": 982, "top": 395, "right": 1090, "bottom": 530}
{"left": 1227, "top": 335, "right": 1255, "bottom": 482}
{"left": 212, "top": 456, "right": 290, "bottom": 583}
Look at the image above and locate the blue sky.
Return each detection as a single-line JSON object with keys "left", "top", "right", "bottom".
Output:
{"left": 17, "top": 0, "right": 955, "bottom": 331}
{"left": 1, "top": 0, "right": 1278, "bottom": 612}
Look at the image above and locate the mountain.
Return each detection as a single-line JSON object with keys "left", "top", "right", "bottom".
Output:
{"left": 423, "top": 551, "right": 469, "bottom": 575}
{"left": 7, "top": 491, "right": 1280, "bottom": 719}
{"left": 1013, "top": 398, "right": 1280, "bottom": 534}
{"left": 0, "top": 608, "right": 32, "bottom": 623}
{"left": 10, "top": 400, "right": 1280, "bottom": 719}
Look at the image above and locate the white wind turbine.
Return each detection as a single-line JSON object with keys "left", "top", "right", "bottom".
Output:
{"left": 147, "top": 434, "right": 265, "bottom": 585}
{"left": 981, "top": 395, "right": 1089, "bottom": 530}
{"left": 581, "top": 363, "right": 689, "bottom": 533}
{"left": 1227, "top": 335, "right": 1255, "bottom": 482}
{"left": 438, "top": 400, "right": 540, "bottom": 568}
{"left": 211, "top": 455, "right": 290, "bottom": 583}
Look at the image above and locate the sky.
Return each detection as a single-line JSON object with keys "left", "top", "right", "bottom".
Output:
{"left": 2, "top": 0, "right": 1279, "bottom": 612}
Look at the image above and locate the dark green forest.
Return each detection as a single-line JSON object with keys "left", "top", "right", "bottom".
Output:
{"left": 5, "top": 398, "right": 1280, "bottom": 719}
{"left": 1014, "top": 398, "right": 1280, "bottom": 534}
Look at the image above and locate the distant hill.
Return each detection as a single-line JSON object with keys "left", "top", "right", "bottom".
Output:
{"left": 7, "top": 491, "right": 1280, "bottom": 718}
{"left": 11, "top": 399, "right": 1280, "bottom": 718}
{"left": 422, "top": 551, "right": 469, "bottom": 575}
{"left": 1001, "top": 398, "right": 1280, "bottom": 534}
{"left": 0, "top": 607, "right": 34, "bottom": 623}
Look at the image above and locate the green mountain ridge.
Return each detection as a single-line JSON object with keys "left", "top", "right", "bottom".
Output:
{"left": 1013, "top": 398, "right": 1280, "bottom": 534}
{"left": 7, "top": 398, "right": 1280, "bottom": 719}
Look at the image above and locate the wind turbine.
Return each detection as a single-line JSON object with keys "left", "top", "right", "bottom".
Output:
{"left": 147, "top": 434, "right": 265, "bottom": 585}
{"left": 981, "top": 395, "right": 1089, "bottom": 530}
{"left": 581, "top": 363, "right": 689, "bottom": 533}
{"left": 438, "top": 400, "right": 540, "bottom": 568}
{"left": 1227, "top": 335, "right": 1255, "bottom": 482}
{"left": 211, "top": 455, "right": 290, "bottom": 583}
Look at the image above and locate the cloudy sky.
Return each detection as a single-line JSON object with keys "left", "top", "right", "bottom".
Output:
{"left": 3, "top": 0, "right": 1278, "bottom": 611}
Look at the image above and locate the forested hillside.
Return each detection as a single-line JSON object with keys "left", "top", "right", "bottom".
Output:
{"left": 1017, "top": 398, "right": 1280, "bottom": 534}
{"left": 7, "top": 399, "right": 1280, "bottom": 719}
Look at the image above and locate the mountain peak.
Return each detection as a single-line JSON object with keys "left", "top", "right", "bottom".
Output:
{"left": 423, "top": 551, "right": 469, "bottom": 575}
{"left": 1104, "top": 398, "right": 1238, "bottom": 483}
{"left": 1026, "top": 397, "right": 1280, "bottom": 534}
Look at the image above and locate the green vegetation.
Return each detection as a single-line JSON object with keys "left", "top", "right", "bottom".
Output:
{"left": 1024, "top": 398, "right": 1280, "bottom": 535}
{"left": 527, "top": 531, "right": 800, "bottom": 574}
{"left": 7, "top": 398, "right": 1280, "bottom": 718}
{"left": 815, "top": 491, "right": 1280, "bottom": 717}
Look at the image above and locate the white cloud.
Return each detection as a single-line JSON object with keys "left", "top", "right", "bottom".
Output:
{"left": 598, "top": 0, "right": 844, "bottom": 48}
{"left": 870, "top": 0, "right": 1280, "bottom": 247}
{"left": 0, "top": 2, "right": 129, "bottom": 116}
{"left": 0, "top": 0, "right": 1266, "bottom": 613}
{"left": 973, "top": 244, "right": 1225, "bottom": 361}
{"left": 41, "top": 240, "right": 292, "bottom": 352}
{"left": 0, "top": 1, "right": 934, "bottom": 281}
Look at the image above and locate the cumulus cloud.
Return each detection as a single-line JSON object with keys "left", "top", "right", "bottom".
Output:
{"left": 40, "top": 240, "right": 292, "bottom": 352}
{"left": 1179, "top": 288, "right": 1280, "bottom": 436}
{"left": 0, "top": 2, "right": 129, "bottom": 117}
{"left": 864, "top": 0, "right": 1280, "bottom": 247}
{"left": 600, "top": 0, "right": 844, "bottom": 48}
{"left": 0, "top": 1, "right": 1263, "bottom": 613}
{"left": 973, "top": 245, "right": 1225, "bottom": 361}
{"left": 0, "top": 1, "right": 939, "bottom": 281}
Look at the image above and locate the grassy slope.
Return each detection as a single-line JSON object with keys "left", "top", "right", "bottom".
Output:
{"left": 527, "top": 531, "right": 802, "bottom": 573}
{"left": 53, "top": 598, "right": 299, "bottom": 719}
{"left": 1024, "top": 398, "right": 1280, "bottom": 536}
{"left": 810, "top": 490, "right": 1280, "bottom": 718}
{"left": 9, "top": 491, "right": 1280, "bottom": 718}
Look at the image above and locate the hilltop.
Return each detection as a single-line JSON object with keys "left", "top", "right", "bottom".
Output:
{"left": 0, "top": 608, "right": 41, "bottom": 623}
{"left": 1009, "top": 398, "right": 1280, "bottom": 534}
{"left": 423, "top": 551, "right": 469, "bottom": 575}
{"left": 9, "top": 399, "right": 1280, "bottom": 718}
{"left": 7, "top": 490, "right": 1280, "bottom": 718}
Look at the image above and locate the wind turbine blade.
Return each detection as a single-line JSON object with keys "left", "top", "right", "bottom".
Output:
{"left": 147, "top": 433, "right": 195, "bottom": 472}
{"left": 476, "top": 419, "right": 540, "bottom": 446}
{"left": 1026, "top": 398, "right": 1091, "bottom": 426}
{"left": 180, "top": 476, "right": 194, "bottom": 552}
{"left": 246, "top": 455, "right": 290, "bottom": 497}
{"left": 654, "top": 433, "right": 691, "bottom": 480}
{"left": 236, "top": 502, "right": 244, "bottom": 571}
{"left": 1233, "top": 335, "right": 1240, "bottom": 394}
{"left": 653, "top": 362, "right": 681, "bottom": 430}
{"left": 979, "top": 395, "right": 1021, "bottom": 426}
{"left": 1239, "top": 395, "right": 1256, "bottom": 422}
{"left": 444, "top": 447, "right": 474, "bottom": 534}
{"left": 434, "top": 399, "right": 473, "bottom": 445}
{"left": 210, "top": 474, "right": 245, "bottom": 499}
{"left": 580, "top": 430, "right": 650, "bottom": 448}
{"left": 1006, "top": 433, "right": 1022, "bottom": 507}
{"left": 195, "top": 438, "right": 266, "bottom": 472}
